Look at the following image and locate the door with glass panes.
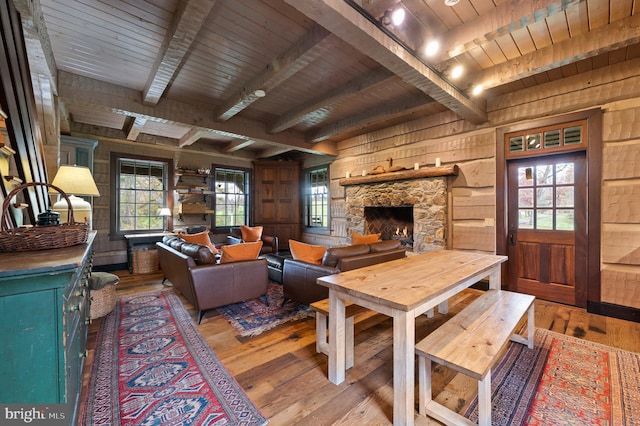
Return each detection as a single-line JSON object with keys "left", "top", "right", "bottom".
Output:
{"left": 507, "top": 152, "right": 587, "bottom": 306}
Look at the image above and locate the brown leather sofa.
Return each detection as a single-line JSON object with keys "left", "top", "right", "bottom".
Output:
{"left": 157, "top": 235, "right": 269, "bottom": 324}
{"left": 282, "top": 240, "right": 406, "bottom": 305}
{"left": 227, "top": 227, "right": 279, "bottom": 255}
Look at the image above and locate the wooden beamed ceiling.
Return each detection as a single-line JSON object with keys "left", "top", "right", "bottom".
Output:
{"left": 15, "top": 0, "right": 640, "bottom": 159}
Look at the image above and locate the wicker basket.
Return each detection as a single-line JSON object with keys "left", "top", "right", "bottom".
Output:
{"left": 0, "top": 182, "right": 89, "bottom": 252}
{"left": 133, "top": 246, "right": 159, "bottom": 274}
{"left": 90, "top": 283, "right": 117, "bottom": 319}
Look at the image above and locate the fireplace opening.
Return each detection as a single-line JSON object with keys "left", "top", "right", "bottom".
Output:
{"left": 364, "top": 206, "right": 413, "bottom": 249}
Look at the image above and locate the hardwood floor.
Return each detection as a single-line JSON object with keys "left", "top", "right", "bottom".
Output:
{"left": 82, "top": 270, "right": 640, "bottom": 425}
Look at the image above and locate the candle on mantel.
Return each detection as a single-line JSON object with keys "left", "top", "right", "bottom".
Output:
{"left": 345, "top": 171, "right": 350, "bottom": 178}
{"left": 435, "top": 158, "right": 441, "bottom": 167}
{"left": 414, "top": 163, "right": 419, "bottom": 170}
{"left": 362, "top": 170, "right": 367, "bottom": 176}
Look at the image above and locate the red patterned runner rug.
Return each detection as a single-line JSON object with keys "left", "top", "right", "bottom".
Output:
{"left": 465, "top": 328, "right": 640, "bottom": 425}
{"left": 80, "top": 290, "right": 268, "bottom": 425}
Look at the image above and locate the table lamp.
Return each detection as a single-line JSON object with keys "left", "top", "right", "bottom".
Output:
{"left": 159, "top": 207, "right": 172, "bottom": 232}
{"left": 50, "top": 165, "right": 100, "bottom": 229}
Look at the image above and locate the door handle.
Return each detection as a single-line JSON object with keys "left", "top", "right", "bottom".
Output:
{"left": 509, "top": 231, "right": 515, "bottom": 246}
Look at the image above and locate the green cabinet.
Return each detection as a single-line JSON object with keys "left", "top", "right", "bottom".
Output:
{"left": 0, "top": 232, "right": 95, "bottom": 424}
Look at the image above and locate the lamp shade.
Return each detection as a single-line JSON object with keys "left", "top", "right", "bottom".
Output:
{"left": 50, "top": 165, "right": 100, "bottom": 196}
{"left": 159, "top": 207, "right": 172, "bottom": 217}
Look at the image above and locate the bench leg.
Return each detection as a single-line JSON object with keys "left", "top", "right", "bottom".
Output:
{"left": 315, "top": 311, "right": 354, "bottom": 369}
{"left": 526, "top": 303, "right": 535, "bottom": 349}
{"left": 315, "top": 312, "right": 328, "bottom": 354}
{"left": 417, "top": 355, "right": 432, "bottom": 416}
{"left": 478, "top": 370, "right": 492, "bottom": 426}
{"left": 438, "top": 300, "right": 449, "bottom": 314}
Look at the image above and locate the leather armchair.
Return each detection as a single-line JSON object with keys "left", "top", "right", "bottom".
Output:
{"left": 227, "top": 227, "right": 279, "bottom": 255}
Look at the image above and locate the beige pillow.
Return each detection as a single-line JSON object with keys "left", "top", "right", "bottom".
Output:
{"left": 351, "top": 231, "right": 381, "bottom": 245}
{"left": 289, "top": 240, "right": 326, "bottom": 265}
{"left": 220, "top": 241, "right": 263, "bottom": 263}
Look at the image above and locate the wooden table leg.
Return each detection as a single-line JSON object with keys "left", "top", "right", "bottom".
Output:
{"left": 328, "top": 291, "right": 346, "bottom": 384}
{"left": 393, "top": 309, "right": 415, "bottom": 426}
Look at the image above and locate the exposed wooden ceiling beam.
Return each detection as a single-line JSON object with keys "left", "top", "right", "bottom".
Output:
{"left": 284, "top": 0, "right": 487, "bottom": 124}
{"left": 58, "top": 72, "right": 337, "bottom": 156}
{"left": 142, "top": 0, "right": 218, "bottom": 105}
{"left": 71, "top": 122, "right": 179, "bottom": 147}
{"left": 268, "top": 67, "right": 395, "bottom": 133}
{"left": 214, "top": 24, "right": 332, "bottom": 121}
{"left": 437, "top": 0, "right": 583, "bottom": 61}
{"left": 126, "top": 116, "right": 147, "bottom": 141}
{"left": 178, "top": 128, "right": 209, "bottom": 147}
{"left": 14, "top": 0, "right": 57, "bottom": 94}
{"left": 309, "top": 94, "right": 433, "bottom": 142}
{"left": 479, "top": 12, "right": 640, "bottom": 90}
{"left": 223, "top": 139, "right": 255, "bottom": 153}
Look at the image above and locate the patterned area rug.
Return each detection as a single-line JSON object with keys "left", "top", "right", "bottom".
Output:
{"left": 464, "top": 328, "right": 640, "bottom": 425}
{"left": 80, "top": 290, "right": 268, "bottom": 426}
{"left": 215, "top": 282, "right": 312, "bottom": 337}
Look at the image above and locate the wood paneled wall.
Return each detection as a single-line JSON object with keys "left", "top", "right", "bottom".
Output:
{"left": 601, "top": 105, "right": 640, "bottom": 309}
{"left": 311, "top": 58, "right": 640, "bottom": 314}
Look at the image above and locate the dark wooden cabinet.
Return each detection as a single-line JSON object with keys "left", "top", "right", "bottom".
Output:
{"left": 253, "top": 161, "right": 301, "bottom": 249}
{"left": 0, "top": 232, "right": 95, "bottom": 424}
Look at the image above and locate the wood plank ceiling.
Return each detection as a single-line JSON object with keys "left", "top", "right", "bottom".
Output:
{"left": 19, "top": 0, "right": 640, "bottom": 160}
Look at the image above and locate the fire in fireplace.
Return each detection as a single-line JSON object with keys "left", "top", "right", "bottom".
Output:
{"left": 364, "top": 206, "right": 413, "bottom": 249}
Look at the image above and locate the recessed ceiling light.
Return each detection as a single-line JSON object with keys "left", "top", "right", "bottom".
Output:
{"left": 253, "top": 89, "right": 266, "bottom": 97}
{"left": 391, "top": 8, "right": 405, "bottom": 26}
{"left": 425, "top": 40, "right": 440, "bottom": 57}
{"left": 472, "top": 84, "right": 484, "bottom": 96}
{"left": 451, "top": 64, "right": 463, "bottom": 79}
{"left": 444, "top": 0, "right": 460, "bottom": 6}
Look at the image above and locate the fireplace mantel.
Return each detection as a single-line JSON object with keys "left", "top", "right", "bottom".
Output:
{"left": 339, "top": 165, "right": 458, "bottom": 186}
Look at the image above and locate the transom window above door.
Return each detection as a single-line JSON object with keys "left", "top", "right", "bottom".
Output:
{"left": 506, "top": 120, "right": 586, "bottom": 158}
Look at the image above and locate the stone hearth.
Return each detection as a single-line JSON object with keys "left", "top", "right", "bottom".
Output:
{"left": 345, "top": 177, "right": 447, "bottom": 253}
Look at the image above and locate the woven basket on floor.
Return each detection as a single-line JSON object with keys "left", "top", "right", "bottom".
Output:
{"left": 90, "top": 284, "right": 117, "bottom": 319}
{"left": 0, "top": 182, "right": 89, "bottom": 252}
{"left": 133, "top": 247, "right": 159, "bottom": 274}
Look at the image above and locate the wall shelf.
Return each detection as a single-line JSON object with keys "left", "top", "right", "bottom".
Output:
{"left": 339, "top": 165, "right": 459, "bottom": 186}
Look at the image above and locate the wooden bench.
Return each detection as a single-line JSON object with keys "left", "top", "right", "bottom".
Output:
{"left": 310, "top": 298, "right": 366, "bottom": 369}
{"left": 415, "top": 289, "right": 535, "bottom": 426}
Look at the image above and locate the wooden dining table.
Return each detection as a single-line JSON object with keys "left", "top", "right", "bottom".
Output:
{"left": 316, "top": 249, "right": 508, "bottom": 426}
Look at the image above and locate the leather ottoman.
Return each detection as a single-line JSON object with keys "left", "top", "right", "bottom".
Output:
{"left": 260, "top": 251, "right": 292, "bottom": 283}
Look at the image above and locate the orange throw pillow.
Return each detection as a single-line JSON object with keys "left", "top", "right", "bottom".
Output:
{"left": 351, "top": 231, "right": 381, "bottom": 245}
{"left": 178, "top": 230, "right": 219, "bottom": 254}
{"left": 289, "top": 240, "right": 326, "bottom": 265}
{"left": 241, "top": 225, "right": 263, "bottom": 242}
{"left": 220, "top": 241, "right": 263, "bottom": 263}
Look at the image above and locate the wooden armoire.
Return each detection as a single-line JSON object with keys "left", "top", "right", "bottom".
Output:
{"left": 252, "top": 160, "right": 301, "bottom": 250}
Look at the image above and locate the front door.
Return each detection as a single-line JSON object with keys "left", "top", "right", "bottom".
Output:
{"left": 507, "top": 152, "right": 587, "bottom": 306}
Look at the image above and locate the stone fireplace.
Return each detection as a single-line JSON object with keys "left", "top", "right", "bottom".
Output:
{"left": 344, "top": 176, "right": 448, "bottom": 254}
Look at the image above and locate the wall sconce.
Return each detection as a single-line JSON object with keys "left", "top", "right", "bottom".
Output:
{"left": 50, "top": 165, "right": 100, "bottom": 229}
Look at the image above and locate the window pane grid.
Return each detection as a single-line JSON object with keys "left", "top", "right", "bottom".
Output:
{"left": 214, "top": 168, "right": 248, "bottom": 228}
{"left": 305, "top": 167, "right": 329, "bottom": 228}
{"left": 517, "top": 163, "right": 575, "bottom": 231}
{"left": 117, "top": 159, "right": 167, "bottom": 232}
